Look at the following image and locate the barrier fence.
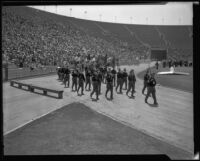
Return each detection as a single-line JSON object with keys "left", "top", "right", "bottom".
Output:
{"left": 2, "top": 65, "right": 57, "bottom": 82}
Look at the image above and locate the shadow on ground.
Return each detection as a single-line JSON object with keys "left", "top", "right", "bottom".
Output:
{"left": 4, "top": 102, "right": 192, "bottom": 159}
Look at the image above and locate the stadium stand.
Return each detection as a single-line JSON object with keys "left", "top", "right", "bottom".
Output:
{"left": 126, "top": 24, "right": 166, "bottom": 48}
{"left": 2, "top": 6, "right": 192, "bottom": 79}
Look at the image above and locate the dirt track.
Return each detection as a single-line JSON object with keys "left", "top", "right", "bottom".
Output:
{"left": 3, "top": 62, "right": 193, "bottom": 156}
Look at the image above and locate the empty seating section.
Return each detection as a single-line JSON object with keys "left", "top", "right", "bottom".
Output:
{"left": 157, "top": 26, "right": 192, "bottom": 49}
{"left": 69, "top": 18, "right": 103, "bottom": 38}
{"left": 97, "top": 22, "right": 140, "bottom": 46}
{"left": 127, "top": 25, "right": 165, "bottom": 48}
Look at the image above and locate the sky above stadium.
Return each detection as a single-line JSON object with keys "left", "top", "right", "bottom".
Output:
{"left": 29, "top": 2, "right": 195, "bottom": 25}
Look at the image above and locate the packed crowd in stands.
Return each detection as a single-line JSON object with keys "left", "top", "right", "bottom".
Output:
{"left": 2, "top": 7, "right": 192, "bottom": 71}
{"left": 2, "top": 7, "right": 149, "bottom": 70}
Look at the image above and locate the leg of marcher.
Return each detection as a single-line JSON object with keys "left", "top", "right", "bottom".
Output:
{"left": 152, "top": 88, "right": 158, "bottom": 105}
{"left": 145, "top": 87, "right": 150, "bottom": 103}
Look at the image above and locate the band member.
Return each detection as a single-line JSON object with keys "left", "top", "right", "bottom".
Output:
{"left": 97, "top": 70, "right": 103, "bottom": 95}
{"left": 105, "top": 68, "right": 114, "bottom": 100}
{"left": 122, "top": 68, "right": 128, "bottom": 90}
{"left": 126, "top": 69, "right": 136, "bottom": 97}
{"left": 71, "top": 69, "right": 78, "bottom": 91}
{"left": 77, "top": 70, "right": 85, "bottom": 95}
{"left": 116, "top": 68, "right": 123, "bottom": 94}
{"left": 85, "top": 69, "right": 92, "bottom": 91}
{"left": 90, "top": 70, "right": 99, "bottom": 100}
{"left": 142, "top": 69, "right": 150, "bottom": 95}
{"left": 155, "top": 61, "right": 159, "bottom": 70}
{"left": 145, "top": 73, "right": 158, "bottom": 105}
{"left": 63, "top": 66, "right": 70, "bottom": 88}
{"left": 111, "top": 67, "right": 117, "bottom": 86}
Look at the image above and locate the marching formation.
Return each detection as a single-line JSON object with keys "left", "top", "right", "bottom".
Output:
{"left": 57, "top": 65, "right": 158, "bottom": 105}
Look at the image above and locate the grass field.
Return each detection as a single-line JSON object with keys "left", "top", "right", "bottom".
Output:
{"left": 137, "top": 66, "right": 193, "bottom": 93}
{"left": 4, "top": 102, "right": 192, "bottom": 158}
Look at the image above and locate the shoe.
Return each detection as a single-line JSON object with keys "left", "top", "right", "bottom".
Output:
{"left": 145, "top": 100, "right": 148, "bottom": 103}
{"left": 154, "top": 102, "right": 158, "bottom": 105}
{"left": 82, "top": 93, "right": 84, "bottom": 95}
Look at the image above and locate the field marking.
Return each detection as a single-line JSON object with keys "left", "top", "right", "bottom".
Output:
{"left": 84, "top": 103, "right": 194, "bottom": 155}
{"left": 4, "top": 98, "right": 194, "bottom": 156}
{"left": 4, "top": 64, "right": 193, "bottom": 155}
{"left": 4, "top": 104, "right": 65, "bottom": 136}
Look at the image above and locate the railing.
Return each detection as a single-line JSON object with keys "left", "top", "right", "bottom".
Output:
{"left": 3, "top": 65, "right": 57, "bottom": 82}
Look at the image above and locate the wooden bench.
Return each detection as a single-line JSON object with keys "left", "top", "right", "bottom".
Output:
{"left": 10, "top": 80, "right": 31, "bottom": 90}
{"left": 10, "top": 80, "right": 64, "bottom": 99}
{"left": 29, "top": 85, "right": 64, "bottom": 99}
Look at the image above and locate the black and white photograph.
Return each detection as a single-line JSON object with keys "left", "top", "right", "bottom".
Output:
{"left": 2, "top": 1, "right": 199, "bottom": 159}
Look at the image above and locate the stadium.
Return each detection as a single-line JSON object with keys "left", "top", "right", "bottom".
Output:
{"left": 2, "top": 4, "right": 194, "bottom": 159}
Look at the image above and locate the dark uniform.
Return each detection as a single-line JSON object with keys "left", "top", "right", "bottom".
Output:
{"left": 57, "top": 67, "right": 60, "bottom": 79}
{"left": 122, "top": 70, "right": 128, "bottom": 90}
{"left": 163, "top": 61, "right": 166, "bottom": 68}
{"left": 126, "top": 73, "right": 136, "bottom": 97}
{"left": 155, "top": 61, "right": 159, "bottom": 70}
{"left": 57, "top": 68, "right": 62, "bottom": 80}
{"left": 111, "top": 69, "right": 117, "bottom": 86}
{"left": 85, "top": 70, "right": 92, "bottom": 91}
{"left": 169, "top": 60, "right": 172, "bottom": 68}
{"left": 145, "top": 75, "right": 158, "bottom": 105}
{"left": 142, "top": 72, "right": 150, "bottom": 95}
{"left": 63, "top": 67, "right": 70, "bottom": 88}
{"left": 105, "top": 72, "right": 114, "bottom": 100}
{"left": 90, "top": 72, "right": 99, "bottom": 100}
{"left": 97, "top": 71, "right": 103, "bottom": 95}
{"left": 102, "top": 67, "right": 107, "bottom": 84}
{"left": 72, "top": 70, "right": 78, "bottom": 91}
{"left": 179, "top": 60, "right": 183, "bottom": 67}
{"left": 185, "top": 60, "right": 188, "bottom": 67}
{"left": 77, "top": 72, "right": 85, "bottom": 95}
{"left": 60, "top": 67, "right": 64, "bottom": 81}
{"left": 116, "top": 71, "right": 123, "bottom": 93}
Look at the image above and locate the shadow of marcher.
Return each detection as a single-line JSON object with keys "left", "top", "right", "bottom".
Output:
{"left": 91, "top": 98, "right": 98, "bottom": 102}
{"left": 128, "top": 96, "right": 135, "bottom": 99}
{"left": 146, "top": 102, "right": 159, "bottom": 107}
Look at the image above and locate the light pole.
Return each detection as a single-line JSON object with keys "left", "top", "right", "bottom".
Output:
{"left": 84, "top": 11, "right": 87, "bottom": 19}
{"left": 179, "top": 18, "right": 181, "bottom": 25}
{"left": 55, "top": 5, "right": 57, "bottom": 14}
{"left": 70, "top": 8, "right": 72, "bottom": 16}
{"left": 99, "top": 14, "right": 102, "bottom": 21}
{"left": 162, "top": 17, "right": 164, "bottom": 25}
